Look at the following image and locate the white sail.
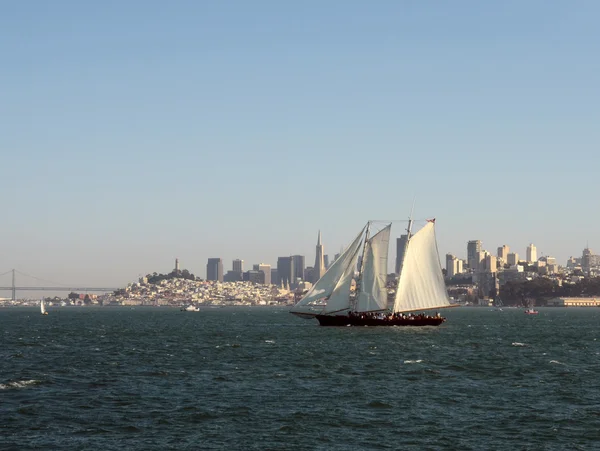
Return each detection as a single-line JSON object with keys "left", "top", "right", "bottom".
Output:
{"left": 291, "top": 225, "right": 366, "bottom": 314}
{"left": 322, "top": 240, "right": 362, "bottom": 314}
{"left": 392, "top": 221, "right": 450, "bottom": 313}
{"left": 355, "top": 224, "right": 391, "bottom": 312}
{"left": 40, "top": 300, "right": 46, "bottom": 314}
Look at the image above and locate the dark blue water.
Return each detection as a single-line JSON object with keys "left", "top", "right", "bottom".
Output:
{"left": 2, "top": 307, "right": 600, "bottom": 450}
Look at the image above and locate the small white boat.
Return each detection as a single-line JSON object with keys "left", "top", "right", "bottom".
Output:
{"left": 182, "top": 305, "right": 199, "bottom": 312}
{"left": 524, "top": 308, "right": 538, "bottom": 315}
{"left": 40, "top": 300, "right": 48, "bottom": 315}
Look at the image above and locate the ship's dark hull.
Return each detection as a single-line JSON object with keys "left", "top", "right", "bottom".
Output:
{"left": 315, "top": 315, "right": 445, "bottom": 327}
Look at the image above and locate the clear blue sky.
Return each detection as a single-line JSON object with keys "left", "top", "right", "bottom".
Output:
{"left": 1, "top": 0, "right": 599, "bottom": 289}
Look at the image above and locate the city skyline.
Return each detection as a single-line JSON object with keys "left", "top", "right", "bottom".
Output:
{"left": 0, "top": 220, "right": 597, "bottom": 290}
{"left": 2, "top": 1, "right": 599, "bottom": 288}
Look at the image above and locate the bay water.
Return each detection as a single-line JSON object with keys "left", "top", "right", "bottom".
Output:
{"left": 2, "top": 307, "right": 600, "bottom": 450}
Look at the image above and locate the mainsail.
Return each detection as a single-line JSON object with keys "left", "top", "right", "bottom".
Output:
{"left": 392, "top": 221, "right": 451, "bottom": 313}
{"left": 355, "top": 224, "right": 391, "bottom": 312}
{"left": 290, "top": 225, "right": 365, "bottom": 314}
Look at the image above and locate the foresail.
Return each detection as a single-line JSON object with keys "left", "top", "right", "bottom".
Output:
{"left": 392, "top": 222, "right": 450, "bottom": 313}
{"left": 355, "top": 224, "right": 391, "bottom": 312}
{"left": 291, "top": 225, "right": 366, "bottom": 314}
{"left": 322, "top": 240, "right": 362, "bottom": 314}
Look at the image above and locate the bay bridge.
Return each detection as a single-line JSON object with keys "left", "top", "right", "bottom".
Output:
{"left": 0, "top": 269, "right": 119, "bottom": 301}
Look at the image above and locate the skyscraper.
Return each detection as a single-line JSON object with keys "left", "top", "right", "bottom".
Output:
{"left": 526, "top": 244, "right": 537, "bottom": 263}
{"left": 258, "top": 264, "right": 271, "bottom": 285}
{"left": 292, "top": 255, "right": 305, "bottom": 281}
{"left": 446, "top": 253, "right": 457, "bottom": 278}
{"left": 323, "top": 254, "right": 329, "bottom": 269}
{"left": 206, "top": 258, "right": 223, "bottom": 282}
{"left": 582, "top": 247, "right": 593, "bottom": 273}
{"left": 313, "top": 231, "right": 325, "bottom": 283}
{"left": 395, "top": 235, "right": 408, "bottom": 275}
{"left": 446, "top": 253, "right": 464, "bottom": 278}
{"left": 485, "top": 254, "right": 497, "bottom": 273}
{"left": 232, "top": 259, "right": 244, "bottom": 273}
{"left": 497, "top": 245, "right": 509, "bottom": 262}
{"left": 507, "top": 252, "right": 519, "bottom": 266}
{"left": 271, "top": 268, "right": 280, "bottom": 286}
{"left": 277, "top": 256, "right": 295, "bottom": 289}
{"left": 467, "top": 240, "right": 482, "bottom": 270}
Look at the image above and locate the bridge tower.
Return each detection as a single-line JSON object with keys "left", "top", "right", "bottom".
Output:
{"left": 12, "top": 269, "right": 16, "bottom": 301}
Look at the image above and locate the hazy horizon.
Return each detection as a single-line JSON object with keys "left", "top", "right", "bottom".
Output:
{"left": 2, "top": 1, "right": 598, "bottom": 289}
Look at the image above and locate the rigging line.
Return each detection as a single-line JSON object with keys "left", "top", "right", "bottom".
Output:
{"left": 14, "top": 270, "right": 70, "bottom": 287}
{"left": 0, "top": 270, "right": 13, "bottom": 277}
{"left": 369, "top": 219, "right": 434, "bottom": 223}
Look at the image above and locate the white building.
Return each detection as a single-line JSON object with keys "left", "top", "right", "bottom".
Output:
{"left": 446, "top": 254, "right": 464, "bottom": 278}
{"left": 527, "top": 244, "right": 537, "bottom": 263}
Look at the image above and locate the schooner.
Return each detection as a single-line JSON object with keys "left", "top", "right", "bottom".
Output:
{"left": 290, "top": 216, "right": 453, "bottom": 326}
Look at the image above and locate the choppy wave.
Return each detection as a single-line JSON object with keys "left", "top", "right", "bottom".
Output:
{"left": 0, "top": 379, "right": 41, "bottom": 390}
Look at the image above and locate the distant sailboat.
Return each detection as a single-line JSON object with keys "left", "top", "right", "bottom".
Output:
{"left": 291, "top": 214, "right": 455, "bottom": 326}
{"left": 40, "top": 300, "right": 48, "bottom": 315}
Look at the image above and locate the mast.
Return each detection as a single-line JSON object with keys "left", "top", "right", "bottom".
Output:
{"left": 350, "top": 222, "right": 371, "bottom": 312}
{"left": 394, "top": 207, "right": 415, "bottom": 298}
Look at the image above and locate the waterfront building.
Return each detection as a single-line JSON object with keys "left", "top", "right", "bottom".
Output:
{"left": 507, "top": 252, "right": 519, "bottom": 266}
{"left": 467, "top": 240, "right": 482, "bottom": 270}
{"left": 292, "top": 255, "right": 305, "bottom": 281}
{"left": 395, "top": 234, "right": 408, "bottom": 274}
{"left": 313, "top": 231, "right": 325, "bottom": 283}
{"left": 206, "top": 258, "right": 223, "bottom": 282}
{"left": 277, "top": 256, "right": 295, "bottom": 289}
{"left": 526, "top": 244, "right": 537, "bottom": 263}
{"left": 547, "top": 297, "right": 600, "bottom": 307}
{"left": 232, "top": 259, "right": 244, "bottom": 273}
